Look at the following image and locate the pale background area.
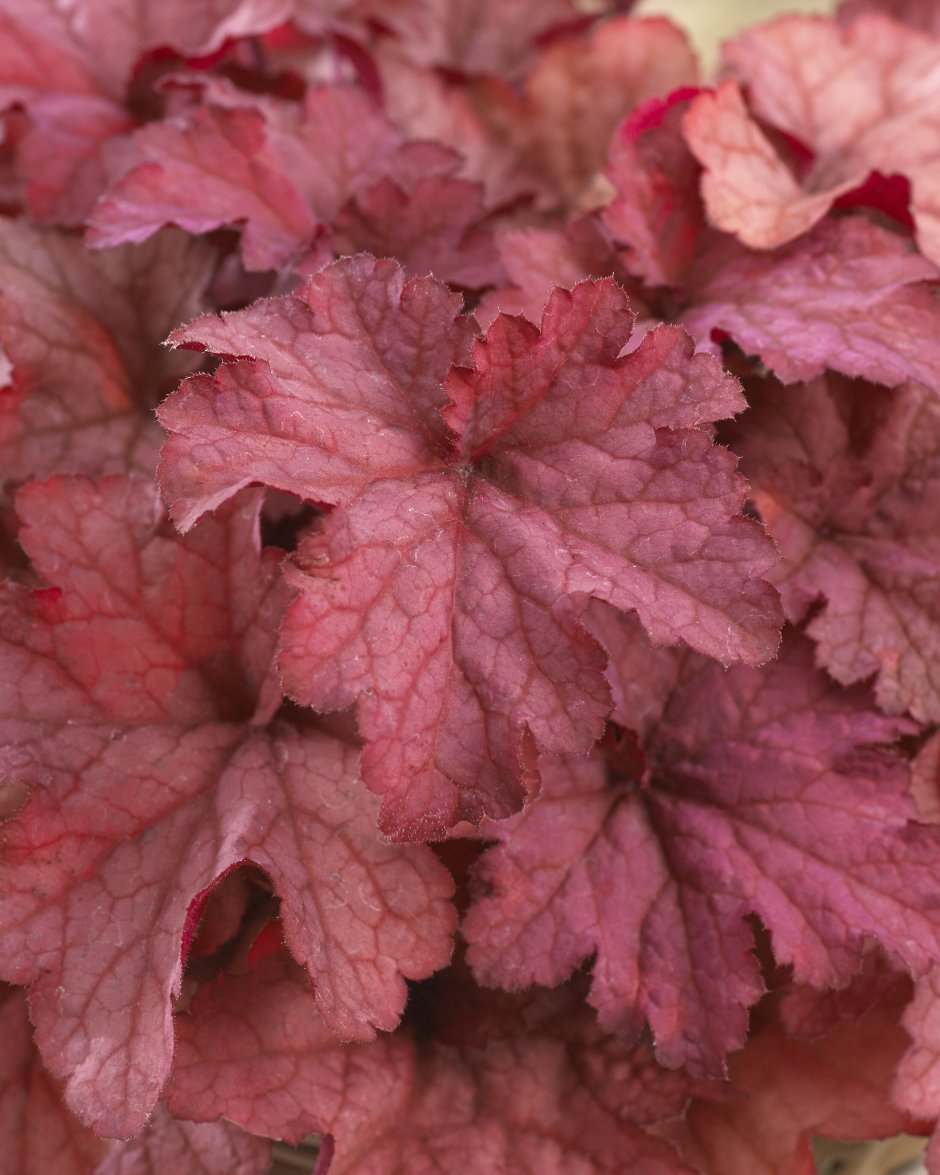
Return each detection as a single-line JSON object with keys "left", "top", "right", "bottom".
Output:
{"left": 637, "top": 0, "right": 835, "bottom": 69}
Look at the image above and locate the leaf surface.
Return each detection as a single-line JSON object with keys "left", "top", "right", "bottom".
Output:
{"left": 677, "top": 991, "right": 921, "bottom": 1175}
{"left": 159, "top": 255, "right": 781, "bottom": 838}
{"left": 170, "top": 951, "right": 698, "bottom": 1173}
{"left": 464, "top": 616, "right": 939, "bottom": 1073}
{"left": 736, "top": 374, "right": 940, "bottom": 721}
{"left": 0, "top": 476, "right": 454, "bottom": 1135}
{"left": 498, "top": 16, "right": 699, "bottom": 206}
{"left": 357, "top": 0, "right": 580, "bottom": 81}
{"left": 684, "top": 217, "right": 940, "bottom": 387}
{"left": 602, "top": 88, "right": 704, "bottom": 288}
{"left": 0, "top": 984, "right": 108, "bottom": 1172}
{"left": 0, "top": 221, "right": 213, "bottom": 482}
{"left": 685, "top": 14, "right": 940, "bottom": 264}
{"left": 0, "top": 0, "right": 290, "bottom": 223}
{"left": 94, "top": 1105, "right": 271, "bottom": 1175}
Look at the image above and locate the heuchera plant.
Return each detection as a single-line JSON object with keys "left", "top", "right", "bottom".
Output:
{"left": 5, "top": 0, "right": 940, "bottom": 1171}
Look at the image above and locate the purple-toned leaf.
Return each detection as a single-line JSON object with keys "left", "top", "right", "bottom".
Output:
{"left": 464, "top": 618, "right": 938, "bottom": 1074}
{"left": 735, "top": 374, "right": 940, "bottom": 720}
{"left": 684, "top": 218, "right": 940, "bottom": 388}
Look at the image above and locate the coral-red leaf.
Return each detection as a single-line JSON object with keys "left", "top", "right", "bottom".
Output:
{"left": 0, "top": 221, "right": 213, "bottom": 482}
{"left": 677, "top": 991, "right": 923, "bottom": 1175}
{"left": 688, "top": 14, "right": 940, "bottom": 264}
{"left": 0, "top": 984, "right": 108, "bottom": 1172}
{"left": 0, "top": 477, "right": 454, "bottom": 1135}
{"left": 169, "top": 952, "right": 699, "bottom": 1173}
{"left": 159, "top": 257, "right": 781, "bottom": 839}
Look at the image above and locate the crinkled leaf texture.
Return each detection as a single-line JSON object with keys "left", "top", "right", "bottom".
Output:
{"left": 0, "top": 220, "right": 213, "bottom": 482}
{"left": 684, "top": 217, "right": 940, "bottom": 388}
{"left": 93, "top": 1104, "right": 271, "bottom": 1175}
{"left": 465, "top": 613, "right": 940, "bottom": 1076}
{"left": 736, "top": 374, "right": 940, "bottom": 722}
{"left": 158, "top": 254, "right": 781, "bottom": 839}
{"left": 685, "top": 14, "right": 940, "bottom": 264}
{"left": 169, "top": 948, "right": 698, "bottom": 1173}
{"left": 0, "top": 476, "right": 454, "bottom": 1136}
{"left": 88, "top": 85, "right": 425, "bottom": 271}
{"left": 595, "top": 87, "right": 940, "bottom": 392}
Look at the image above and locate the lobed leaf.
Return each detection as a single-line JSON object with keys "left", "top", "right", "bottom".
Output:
{"left": 465, "top": 618, "right": 938, "bottom": 1074}
{"left": 0, "top": 477, "right": 454, "bottom": 1135}
{"left": 736, "top": 374, "right": 940, "bottom": 721}
{"left": 159, "top": 256, "right": 781, "bottom": 838}
{"left": 169, "top": 950, "right": 698, "bottom": 1173}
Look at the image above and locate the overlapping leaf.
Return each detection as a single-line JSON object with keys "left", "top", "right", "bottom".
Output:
{"left": 676, "top": 989, "right": 924, "bottom": 1175}
{"left": 683, "top": 218, "right": 940, "bottom": 388}
{"left": 685, "top": 13, "right": 940, "bottom": 263}
{"left": 357, "top": 0, "right": 581, "bottom": 81}
{"left": 0, "top": 0, "right": 290, "bottom": 223}
{"left": 0, "top": 220, "right": 213, "bottom": 482}
{"left": 486, "top": 16, "right": 698, "bottom": 207}
{"left": 89, "top": 84, "right": 404, "bottom": 270}
{"left": 464, "top": 613, "right": 940, "bottom": 1074}
{"left": 0, "top": 984, "right": 108, "bottom": 1172}
{"left": 581, "top": 92, "right": 940, "bottom": 392}
{"left": 169, "top": 949, "right": 697, "bottom": 1173}
{"left": 734, "top": 374, "right": 940, "bottom": 720}
{"left": 159, "top": 255, "right": 780, "bottom": 838}
{"left": 0, "top": 477, "right": 454, "bottom": 1135}
{"left": 0, "top": 984, "right": 270, "bottom": 1174}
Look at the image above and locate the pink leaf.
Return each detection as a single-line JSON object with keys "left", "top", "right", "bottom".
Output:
{"left": 169, "top": 951, "right": 698, "bottom": 1173}
{"left": 357, "top": 0, "right": 581, "bottom": 81}
{"left": 599, "top": 95, "right": 940, "bottom": 390}
{"left": 159, "top": 256, "right": 781, "bottom": 839}
{"left": 0, "top": 0, "right": 291, "bottom": 223}
{"left": 839, "top": 0, "right": 940, "bottom": 29}
{"left": 602, "top": 88, "right": 705, "bottom": 288}
{"left": 475, "top": 219, "right": 634, "bottom": 329}
{"left": 500, "top": 16, "right": 699, "bottom": 206}
{"left": 0, "top": 220, "right": 213, "bottom": 482}
{"left": 677, "top": 990, "right": 923, "bottom": 1175}
{"left": 0, "top": 984, "right": 108, "bottom": 1172}
{"left": 87, "top": 105, "right": 318, "bottom": 269}
{"left": 736, "top": 374, "right": 940, "bottom": 721}
{"left": 897, "top": 968, "right": 940, "bottom": 1121}
{"left": 684, "top": 217, "right": 940, "bottom": 387}
{"left": 464, "top": 618, "right": 937, "bottom": 1074}
{"left": 374, "top": 55, "right": 541, "bottom": 208}
{"left": 683, "top": 80, "right": 857, "bottom": 251}
{"left": 777, "top": 947, "right": 909, "bottom": 1040}
{"left": 169, "top": 949, "right": 417, "bottom": 1146}
{"left": 332, "top": 168, "right": 503, "bottom": 290}
{"left": 0, "top": 477, "right": 454, "bottom": 1135}
{"left": 687, "top": 14, "right": 940, "bottom": 263}
{"left": 94, "top": 1104, "right": 271, "bottom": 1175}
{"left": 89, "top": 85, "right": 427, "bottom": 271}
{"left": 912, "top": 733, "right": 940, "bottom": 823}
